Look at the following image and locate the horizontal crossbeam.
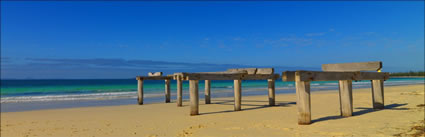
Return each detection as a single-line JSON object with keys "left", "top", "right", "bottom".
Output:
{"left": 282, "top": 71, "right": 389, "bottom": 81}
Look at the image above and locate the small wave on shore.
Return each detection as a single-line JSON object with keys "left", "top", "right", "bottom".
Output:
{"left": 0, "top": 92, "right": 165, "bottom": 103}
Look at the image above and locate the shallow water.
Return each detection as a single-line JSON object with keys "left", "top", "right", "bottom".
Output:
{"left": 1, "top": 78, "right": 423, "bottom": 112}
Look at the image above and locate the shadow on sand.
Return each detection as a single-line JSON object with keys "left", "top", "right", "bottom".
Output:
{"left": 185, "top": 98, "right": 408, "bottom": 123}
{"left": 311, "top": 103, "right": 409, "bottom": 124}
{"left": 199, "top": 99, "right": 296, "bottom": 115}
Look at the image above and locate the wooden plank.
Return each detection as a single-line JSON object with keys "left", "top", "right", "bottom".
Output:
{"left": 291, "top": 71, "right": 389, "bottom": 81}
{"left": 165, "top": 79, "right": 171, "bottom": 103}
{"left": 177, "top": 72, "right": 246, "bottom": 80}
{"left": 296, "top": 77, "right": 311, "bottom": 125}
{"left": 137, "top": 76, "right": 173, "bottom": 80}
{"left": 175, "top": 71, "right": 279, "bottom": 80}
{"left": 268, "top": 79, "right": 275, "bottom": 106}
{"left": 283, "top": 71, "right": 389, "bottom": 81}
{"left": 322, "top": 61, "right": 382, "bottom": 72}
{"left": 298, "top": 71, "right": 353, "bottom": 81}
{"left": 137, "top": 79, "right": 144, "bottom": 105}
{"left": 148, "top": 72, "right": 163, "bottom": 76}
{"left": 197, "top": 74, "right": 244, "bottom": 80}
{"left": 338, "top": 80, "right": 353, "bottom": 117}
{"left": 227, "top": 68, "right": 257, "bottom": 74}
{"left": 256, "top": 68, "right": 274, "bottom": 74}
{"left": 234, "top": 80, "right": 242, "bottom": 111}
{"left": 176, "top": 76, "right": 183, "bottom": 107}
{"left": 242, "top": 74, "right": 280, "bottom": 80}
{"left": 189, "top": 80, "right": 199, "bottom": 116}
{"left": 173, "top": 73, "right": 184, "bottom": 80}
{"left": 173, "top": 73, "right": 190, "bottom": 81}
{"left": 205, "top": 80, "right": 211, "bottom": 104}
{"left": 197, "top": 71, "right": 247, "bottom": 74}
{"left": 282, "top": 71, "right": 296, "bottom": 81}
{"left": 371, "top": 80, "right": 384, "bottom": 109}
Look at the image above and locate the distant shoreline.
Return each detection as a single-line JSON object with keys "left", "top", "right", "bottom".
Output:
{"left": 390, "top": 76, "right": 425, "bottom": 78}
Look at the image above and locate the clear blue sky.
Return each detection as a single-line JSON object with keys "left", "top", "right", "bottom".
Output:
{"left": 1, "top": 1, "right": 424, "bottom": 79}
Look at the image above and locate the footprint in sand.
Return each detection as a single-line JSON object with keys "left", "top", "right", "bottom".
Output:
{"left": 318, "top": 131, "right": 347, "bottom": 136}
{"left": 401, "top": 91, "right": 425, "bottom": 95}
{"left": 5, "top": 124, "right": 14, "bottom": 127}
{"left": 281, "top": 127, "right": 294, "bottom": 131}
{"left": 180, "top": 130, "right": 192, "bottom": 137}
{"left": 224, "top": 127, "right": 244, "bottom": 130}
{"left": 178, "top": 124, "right": 207, "bottom": 137}
{"left": 148, "top": 134, "right": 158, "bottom": 137}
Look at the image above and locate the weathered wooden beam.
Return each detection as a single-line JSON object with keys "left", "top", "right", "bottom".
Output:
{"left": 256, "top": 68, "right": 274, "bottom": 74}
{"left": 197, "top": 74, "right": 245, "bottom": 80}
{"left": 175, "top": 72, "right": 246, "bottom": 80}
{"left": 242, "top": 74, "right": 280, "bottom": 80}
{"left": 268, "top": 79, "right": 275, "bottom": 106}
{"left": 196, "top": 71, "right": 238, "bottom": 74}
{"left": 322, "top": 61, "right": 382, "bottom": 72}
{"left": 282, "top": 71, "right": 389, "bottom": 81}
{"left": 205, "top": 80, "right": 211, "bottom": 104}
{"left": 234, "top": 80, "right": 242, "bottom": 111}
{"left": 338, "top": 80, "right": 353, "bottom": 117}
{"left": 197, "top": 70, "right": 247, "bottom": 74}
{"left": 371, "top": 80, "right": 384, "bottom": 109}
{"left": 176, "top": 76, "right": 183, "bottom": 107}
{"left": 148, "top": 72, "right": 163, "bottom": 76}
{"left": 227, "top": 68, "right": 257, "bottom": 74}
{"left": 172, "top": 73, "right": 184, "bottom": 80}
{"left": 282, "top": 71, "right": 296, "bottom": 81}
{"left": 189, "top": 80, "right": 199, "bottom": 116}
{"left": 165, "top": 79, "right": 171, "bottom": 103}
{"left": 137, "top": 79, "right": 144, "bottom": 105}
{"left": 176, "top": 72, "right": 279, "bottom": 80}
{"left": 296, "top": 78, "right": 311, "bottom": 125}
{"left": 137, "top": 76, "right": 173, "bottom": 80}
{"left": 173, "top": 71, "right": 278, "bottom": 81}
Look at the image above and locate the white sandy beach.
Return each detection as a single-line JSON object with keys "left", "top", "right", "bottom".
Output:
{"left": 1, "top": 84, "right": 424, "bottom": 137}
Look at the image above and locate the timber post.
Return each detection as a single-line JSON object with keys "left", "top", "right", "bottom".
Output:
{"left": 234, "top": 79, "right": 242, "bottom": 111}
{"left": 205, "top": 80, "right": 211, "bottom": 104}
{"left": 137, "top": 77, "right": 144, "bottom": 105}
{"left": 165, "top": 79, "right": 171, "bottom": 103}
{"left": 295, "top": 72, "right": 312, "bottom": 125}
{"left": 177, "top": 76, "right": 183, "bottom": 107}
{"left": 338, "top": 80, "right": 353, "bottom": 117}
{"left": 189, "top": 80, "right": 199, "bottom": 116}
{"left": 268, "top": 79, "right": 275, "bottom": 106}
{"left": 371, "top": 80, "right": 384, "bottom": 109}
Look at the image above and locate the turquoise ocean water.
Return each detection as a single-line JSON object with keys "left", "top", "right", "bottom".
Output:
{"left": 0, "top": 78, "right": 423, "bottom": 112}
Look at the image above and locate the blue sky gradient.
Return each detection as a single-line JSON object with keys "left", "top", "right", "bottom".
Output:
{"left": 1, "top": 1, "right": 424, "bottom": 79}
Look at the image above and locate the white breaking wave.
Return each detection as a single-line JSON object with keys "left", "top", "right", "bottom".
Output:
{"left": 0, "top": 92, "right": 163, "bottom": 103}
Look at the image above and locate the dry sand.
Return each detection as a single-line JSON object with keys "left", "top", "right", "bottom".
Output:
{"left": 1, "top": 84, "right": 424, "bottom": 137}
